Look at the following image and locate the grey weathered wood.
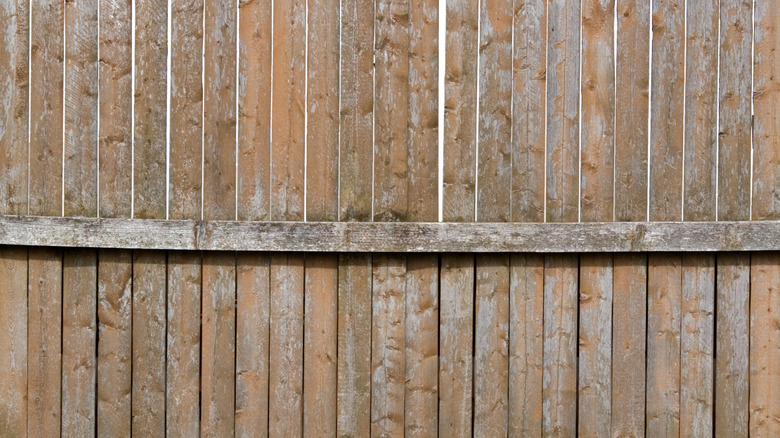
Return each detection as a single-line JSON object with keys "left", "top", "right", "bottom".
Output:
{"left": 2, "top": 216, "right": 780, "bottom": 252}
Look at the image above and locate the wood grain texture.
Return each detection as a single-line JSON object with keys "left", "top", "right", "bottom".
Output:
{"left": 438, "top": 253, "right": 474, "bottom": 437}
{"left": 680, "top": 254, "right": 714, "bottom": 436}
{"left": 473, "top": 254, "right": 509, "bottom": 436}
{"left": 306, "top": 0, "right": 340, "bottom": 222}
{"left": 648, "top": 0, "right": 684, "bottom": 222}
{"left": 235, "top": 253, "right": 270, "bottom": 438}
{"left": 0, "top": 248, "right": 27, "bottom": 438}
{"left": 749, "top": 253, "right": 780, "bottom": 436}
{"left": 508, "top": 254, "right": 543, "bottom": 436}
{"left": 29, "top": 0, "right": 63, "bottom": 217}
{"left": 443, "top": 0, "right": 477, "bottom": 222}
{"left": 646, "top": 253, "right": 681, "bottom": 437}
{"left": 477, "top": 0, "right": 513, "bottom": 222}
{"left": 0, "top": 0, "right": 29, "bottom": 216}
{"left": 611, "top": 253, "right": 647, "bottom": 437}
{"left": 97, "top": 249, "right": 133, "bottom": 437}
{"left": 133, "top": 0, "right": 167, "bottom": 219}
{"left": 715, "top": 253, "right": 750, "bottom": 437}
{"left": 63, "top": 0, "right": 98, "bottom": 217}
{"left": 339, "top": 0, "right": 373, "bottom": 221}
{"left": 166, "top": 251, "right": 201, "bottom": 438}
{"left": 511, "top": 0, "right": 546, "bottom": 223}
{"left": 62, "top": 249, "right": 97, "bottom": 437}
{"left": 542, "top": 254, "right": 578, "bottom": 437}
{"left": 578, "top": 253, "right": 612, "bottom": 437}
{"left": 237, "top": 0, "right": 271, "bottom": 221}
{"left": 545, "top": 0, "right": 580, "bottom": 222}
{"left": 371, "top": 253, "right": 406, "bottom": 437}
{"left": 337, "top": 253, "right": 372, "bottom": 437}
{"left": 201, "top": 252, "right": 236, "bottom": 437}
{"left": 27, "top": 248, "right": 62, "bottom": 437}
{"left": 580, "top": 0, "right": 614, "bottom": 222}
{"left": 132, "top": 250, "right": 166, "bottom": 437}
{"left": 271, "top": 0, "right": 305, "bottom": 221}
{"left": 752, "top": 0, "right": 780, "bottom": 220}
{"left": 203, "top": 0, "right": 236, "bottom": 221}
{"left": 169, "top": 0, "right": 203, "bottom": 221}
{"left": 717, "top": 0, "right": 752, "bottom": 221}
{"left": 268, "top": 254, "right": 304, "bottom": 436}
{"left": 98, "top": 0, "right": 132, "bottom": 218}
{"left": 614, "top": 0, "right": 649, "bottom": 221}
{"left": 303, "top": 254, "right": 338, "bottom": 437}
{"left": 683, "top": 0, "right": 718, "bottom": 221}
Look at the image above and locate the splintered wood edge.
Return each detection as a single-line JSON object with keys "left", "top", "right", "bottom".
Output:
{"left": 0, "top": 215, "right": 777, "bottom": 252}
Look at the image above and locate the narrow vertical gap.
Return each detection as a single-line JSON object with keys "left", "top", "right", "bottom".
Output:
{"left": 474, "top": 0, "right": 480, "bottom": 222}
{"left": 97, "top": 0, "right": 101, "bottom": 218}
{"left": 749, "top": 0, "right": 754, "bottom": 219}
{"left": 612, "top": 1, "right": 617, "bottom": 222}
{"left": 681, "top": 0, "right": 688, "bottom": 221}
{"left": 647, "top": 1, "right": 653, "bottom": 222}
{"left": 200, "top": 0, "right": 206, "bottom": 220}
{"left": 269, "top": 0, "right": 274, "bottom": 221}
{"left": 336, "top": 0, "right": 342, "bottom": 222}
{"left": 166, "top": 0, "right": 171, "bottom": 220}
{"left": 232, "top": 253, "right": 238, "bottom": 435}
{"left": 27, "top": 0, "right": 32, "bottom": 215}
{"left": 62, "top": 0, "right": 67, "bottom": 217}
{"left": 714, "top": 0, "right": 720, "bottom": 221}
{"left": 437, "top": 0, "right": 445, "bottom": 222}
{"left": 578, "top": 0, "right": 583, "bottom": 223}
{"left": 131, "top": 0, "right": 136, "bottom": 218}
{"left": 235, "top": 0, "right": 240, "bottom": 221}
{"left": 303, "top": 0, "right": 309, "bottom": 222}
{"left": 162, "top": 251, "right": 169, "bottom": 435}
{"left": 509, "top": 0, "right": 515, "bottom": 222}
{"left": 543, "top": 0, "right": 549, "bottom": 223}
{"left": 370, "top": 0, "right": 376, "bottom": 222}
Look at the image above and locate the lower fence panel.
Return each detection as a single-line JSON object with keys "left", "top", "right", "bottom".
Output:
{"left": 0, "top": 247, "right": 778, "bottom": 436}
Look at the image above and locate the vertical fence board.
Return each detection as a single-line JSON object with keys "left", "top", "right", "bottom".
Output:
{"left": 235, "top": 253, "right": 270, "bottom": 438}
{"left": 337, "top": 253, "right": 372, "bottom": 438}
{"left": 62, "top": 249, "right": 97, "bottom": 437}
{"left": 303, "top": 254, "right": 338, "bottom": 436}
{"left": 27, "top": 248, "right": 62, "bottom": 437}
{"left": 97, "top": 249, "right": 132, "bottom": 437}
{"left": 201, "top": 252, "right": 236, "bottom": 437}
{"left": 508, "top": 254, "right": 543, "bottom": 436}
{"left": 749, "top": 253, "right": 780, "bottom": 436}
{"left": 0, "top": 248, "right": 27, "bottom": 438}
{"left": 133, "top": 0, "right": 167, "bottom": 219}
{"left": 371, "top": 253, "right": 406, "bottom": 437}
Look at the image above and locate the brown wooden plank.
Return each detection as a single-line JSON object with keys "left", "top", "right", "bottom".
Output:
{"left": 337, "top": 253, "right": 372, "bottom": 437}
{"left": 749, "top": 252, "right": 780, "bottom": 436}
{"left": 270, "top": 0, "right": 305, "bottom": 221}
{"left": 97, "top": 249, "right": 132, "bottom": 437}
{"left": 338, "top": 0, "right": 374, "bottom": 222}
{"left": 752, "top": 0, "right": 780, "bottom": 220}
{"left": 646, "top": 253, "right": 681, "bottom": 437}
{"left": 715, "top": 254, "right": 750, "bottom": 437}
{"left": 476, "top": 0, "right": 513, "bottom": 222}
{"left": 508, "top": 254, "right": 543, "bottom": 436}
{"left": 131, "top": 250, "right": 166, "bottom": 437}
{"left": 303, "top": 253, "right": 338, "bottom": 436}
{"left": 27, "top": 248, "right": 62, "bottom": 437}
{"left": 237, "top": 0, "right": 271, "bottom": 222}
{"left": 98, "top": 0, "right": 132, "bottom": 219}
{"left": 235, "top": 253, "right": 270, "bottom": 438}
{"left": 201, "top": 252, "right": 236, "bottom": 437}
{"left": 166, "top": 251, "right": 201, "bottom": 438}
{"left": 545, "top": 0, "right": 580, "bottom": 222}
{"left": 443, "top": 0, "right": 477, "bottom": 223}
{"left": 541, "top": 254, "right": 578, "bottom": 436}
{"left": 614, "top": 0, "right": 649, "bottom": 222}
{"left": 29, "top": 0, "right": 63, "bottom": 217}
{"left": 611, "top": 253, "right": 647, "bottom": 437}
{"left": 473, "top": 254, "right": 509, "bottom": 436}
{"left": 680, "top": 254, "right": 715, "bottom": 436}
{"left": 133, "top": 0, "right": 167, "bottom": 219}
{"left": 63, "top": 0, "right": 98, "bottom": 217}
{"left": 438, "top": 253, "right": 474, "bottom": 437}
{"left": 0, "top": 0, "right": 29, "bottom": 216}
{"left": 578, "top": 253, "right": 612, "bottom": 437}
{"left": 370, "top": 253, "right": 406, "bottom": 436}
{"left": 268, "top": 254, "right": 304, "bottom": 435}
{"left": 648, "top": 0, "right": 684, "bottom": 222}
{"left": 62, "top": 249, "right": 98, "bottom": 437}
{"left": 169, "top": 0, "right": 203, "bottom": 221}
{"left": 306, "top": 0, "right": 340, "bottom": 222}
{"left": 0, "top": 247, "right": 27, "bottom": 438}
{"left": 511, "top": 0, "right": 546, "bottom": 223}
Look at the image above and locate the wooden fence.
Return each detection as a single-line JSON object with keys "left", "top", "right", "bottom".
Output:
{"left": 0, "top": 0, "right": 778, "bottom": 436}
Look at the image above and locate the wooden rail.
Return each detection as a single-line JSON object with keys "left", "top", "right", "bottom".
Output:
{"left": 1, "top": 215, "right": 778, "bottom": 252}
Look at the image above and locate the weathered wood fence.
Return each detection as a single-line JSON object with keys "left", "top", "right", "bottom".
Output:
{"left": 1, "top": 0, "right": 779, "bottom": 436}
